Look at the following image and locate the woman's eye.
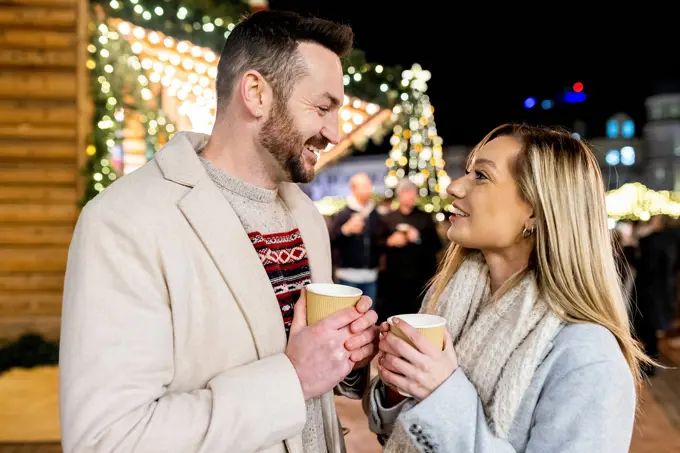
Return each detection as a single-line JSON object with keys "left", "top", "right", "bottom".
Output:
{"left": 465, "top": 169, "right": 487, "bottom": 180}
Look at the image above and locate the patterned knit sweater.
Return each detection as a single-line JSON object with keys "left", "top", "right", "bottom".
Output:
{"left": 200, "top": 155, "right": 327, "bottom": 453}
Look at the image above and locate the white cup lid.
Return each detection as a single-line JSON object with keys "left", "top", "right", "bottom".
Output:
{"left": 387, "top": 313, "right": 446, "bottom": 328}
{"left": 305, "top": 283, "right": 363, "bottom": 297}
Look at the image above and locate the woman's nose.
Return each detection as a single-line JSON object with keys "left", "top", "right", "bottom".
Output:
{"left": 447, "top": 177, "right": 466, "bottom": 199}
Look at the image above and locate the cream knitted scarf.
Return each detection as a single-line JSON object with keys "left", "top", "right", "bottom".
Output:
{"left": 385, "top": 252, "right": 564, "bottom": 451}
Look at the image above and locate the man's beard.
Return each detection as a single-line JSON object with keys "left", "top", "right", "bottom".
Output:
{"left": 258, "top": 97, "right": 327, "bottom": 184}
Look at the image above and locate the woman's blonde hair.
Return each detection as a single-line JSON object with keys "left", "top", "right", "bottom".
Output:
{"left": 428, "top": 123, "right": 652, "bottom": 389}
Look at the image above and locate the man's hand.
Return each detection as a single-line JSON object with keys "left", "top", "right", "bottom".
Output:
{"left": 387, "top": 232, "right": 408, "bottom": 247}
{"left": 344, "top": 296, "right": 379, "bottom": 370}
{"left": 285, "top": 289, "right": 362, "bottom": 400}
{"left": 341, "top": 214, "right": 365, "bottom": 236}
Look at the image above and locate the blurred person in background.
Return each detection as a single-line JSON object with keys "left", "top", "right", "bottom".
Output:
{"left": 612, "top": 221, "right": 636, "bottom": 299}
{"left": 379, "top": 179, "right": 442, "bottom": 323}
{"left": 632, "top": 214, "right": 680, "bottom": 372}
{"left": 330, "top": 172, "right": 386, "bottom": 305}
{"left": 377, "top": 197, "right": 394, "bottom": 216}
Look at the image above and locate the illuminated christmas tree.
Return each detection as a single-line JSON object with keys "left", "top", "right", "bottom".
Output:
{"left": 383, "top": 64, "right": 451, "bottom": 212}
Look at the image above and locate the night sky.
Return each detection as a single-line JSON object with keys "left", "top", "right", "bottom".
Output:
{"left": 266, "top": 2, "right": 679, "bottom": 153}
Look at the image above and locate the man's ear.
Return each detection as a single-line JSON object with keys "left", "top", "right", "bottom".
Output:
{"left": 239, "top": 69, "right": 272, "bottom": 119}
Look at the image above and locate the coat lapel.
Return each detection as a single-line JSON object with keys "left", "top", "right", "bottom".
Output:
{"left": 177, "top": 181, "right": 288, "bottom": 357}
{"left": 155, "top": 132, "right": 287, "bottom": 358}
{"left": 279, "top": 183, "right": 333, "bottom": 285}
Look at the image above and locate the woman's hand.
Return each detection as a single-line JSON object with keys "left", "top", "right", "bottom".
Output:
{"left": 376, "top": 318, "right": 458, "bottom": 401}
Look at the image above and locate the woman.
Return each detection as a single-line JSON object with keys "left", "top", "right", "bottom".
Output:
{"left": 363, "top": 124, "right": 649, "bottom": 452}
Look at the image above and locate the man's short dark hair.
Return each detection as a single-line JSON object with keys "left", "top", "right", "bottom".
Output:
{"left": 215, "top": 10, "right": 354, "bottom": 115}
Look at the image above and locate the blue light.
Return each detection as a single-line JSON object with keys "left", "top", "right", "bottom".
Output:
{"left": 622, "top": 120, "right": 635, "bottom": 138}
{"left": 541, "top": 99, "right": 553, "bottom": 110}
{"left": 620, "top": 146, "right": 635, "bottom": 166}
{"left": 606, "top": 119, "right": 619, "bottom": 138}
{"left": 524, "top": 97, "right": 536, "bottom": 109}
{"left": 605, "top": 150, "right": 620, "bottom": 166}
{"left": 564, "top": 91, "right": 586, "bottom": 103}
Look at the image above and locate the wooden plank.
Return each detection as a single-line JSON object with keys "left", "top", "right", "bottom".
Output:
{"left": 75, "top": 0, "right": 88, "bottom": 201}
{"left": 0, "top": 72, "right": 76, "bottom": 100}
{"left": 0, "top": 297, "right": 31, "bottom": 316}
{"left": 0, "top": 315, "right": 61, "bottom": 341}
{"left": 0, "top": 291, "right": 62, "bottom": 316}
{"left": 0, "top": 186, "right": 77, "bottom": 203}
{"left": 0, "top": 141, "right": 74, "bottom": 160}
{"left": 1, "top": 0, "right": 76, "bottom": 6}
{"left": 0, "top": 272, "right": 64, "bottom": 291}
{"left": 0, "top": 29, "right": 75, "bottom": 50}
{"left": 0, "top": 48, "right": 76, "bottom": 68}
{"left": 0, "top": 247, "right": 68, "bottom": 272}
{"left": 0, "top": 203, "right": 77, "bottom": 223}
{"left": 0, "top": 225, "right": 74, "bottom": 245}
{"left": 0, "top": 7, "right": 76, "bottom": 28}
{"left": 0, "top": 166, "right": 76, "bottom": 184}
{"left": 0, "top": 101, "right": 76, "bottom": 125}
{"left": 0, "top": 125, "right": 76, "bottom": 140}
{"left": 0, "top": 444, "right": 63, "bottom": 453}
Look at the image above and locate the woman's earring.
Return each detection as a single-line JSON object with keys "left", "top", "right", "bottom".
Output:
{"left": 522, "top": 224, "right": 535, "bottom": 239}
{"left": 254, "top": 109, "right": 263, "bottom": 118}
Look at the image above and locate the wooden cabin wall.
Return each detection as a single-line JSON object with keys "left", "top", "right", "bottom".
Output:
{"left": 0, "top": 0, "right": 88, "bottom": 340}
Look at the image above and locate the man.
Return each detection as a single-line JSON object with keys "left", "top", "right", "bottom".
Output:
{"left": 380, "top": 178, "right": 442, "bottom": 322}
{"left": 330, "top": 172, "right": 385, "bottom": 304}
{"left": 59, "top": 10, "right": 378, "bottom": 453}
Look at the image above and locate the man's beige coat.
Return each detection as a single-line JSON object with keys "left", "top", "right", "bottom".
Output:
{"left": 59, "top": 132, "right": 348, "bottom": 453}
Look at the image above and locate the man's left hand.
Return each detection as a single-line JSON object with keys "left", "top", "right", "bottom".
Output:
{"left": 344, "top": 296, "right": 379, "bottom": 370}
{"left": 406, "top": 226, "right": 420, "bottom": 243}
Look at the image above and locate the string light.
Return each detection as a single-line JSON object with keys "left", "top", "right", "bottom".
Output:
{"left": 606, "top": 182, "right": 680, "bottom": 220}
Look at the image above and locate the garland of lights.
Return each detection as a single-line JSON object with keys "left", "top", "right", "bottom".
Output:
{"left": 340, "top": 49, "right": 410, "bottom": 108}
{"left": 92, "top": 0, "right": 247, "bottom": 50}
{"left": 606, "top": 182, "right": 680, "bottom": 221}
{"left": 82, "top": 12, "right": 174, "bottom": 206}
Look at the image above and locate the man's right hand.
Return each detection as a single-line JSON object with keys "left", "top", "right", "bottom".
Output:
{"left": 341, "top": 214, "right": 365, "bottom": 236}
{"left": 387, "top": 231, "right": 408, "bottom": 248}
{"left": 285, "top": 289, "right": 362, "bottom": 400}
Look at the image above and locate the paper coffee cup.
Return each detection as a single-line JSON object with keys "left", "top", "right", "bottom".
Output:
{"left": 305, "top": 283, "right": 363, "bottom": 325}
{"left": 386, "top": 313, "right": 447, "bottom": 397}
